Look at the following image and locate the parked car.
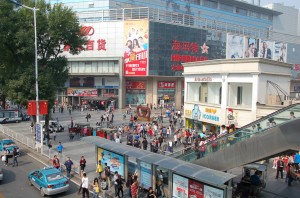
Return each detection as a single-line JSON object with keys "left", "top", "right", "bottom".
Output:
{"left": 0, "top": 167, "right": 3, "bottom": 182}
{"left": 41, "top": 120, "right": 64, "bottom": 133}
{"left": 0, "top": 139, "right": 19, "bottom": 155}
{"left": 28, "top": 166, "right": 69, "bottom": 196}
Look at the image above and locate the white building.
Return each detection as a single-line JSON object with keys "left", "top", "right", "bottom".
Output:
{"left": 264, "top": 3, "right": 299, "bottom": 36}
{"left": 182, "top": 58, "right": 292, "bottom": 132}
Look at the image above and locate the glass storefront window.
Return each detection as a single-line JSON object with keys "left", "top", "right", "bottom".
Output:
{"left": 157, "top": 89, "right": 175, "bottom": 105}
{"left": 126, "top": 90, "right": 146, "bottom": 105}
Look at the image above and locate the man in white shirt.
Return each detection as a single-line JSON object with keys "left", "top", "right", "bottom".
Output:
{"left": 81, "top": 172, "right": 89, "bottom": 197}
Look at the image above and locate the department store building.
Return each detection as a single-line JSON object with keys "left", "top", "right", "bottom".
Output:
{"left": 53, "top": 0, "right": 300, "bottom": 109}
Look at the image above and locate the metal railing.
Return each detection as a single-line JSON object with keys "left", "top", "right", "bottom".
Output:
{"left": 0, "top": 124, "right": 80, "bottom": 175}
{"left": 76, "top": 7, "right": 300, "bottom": 44}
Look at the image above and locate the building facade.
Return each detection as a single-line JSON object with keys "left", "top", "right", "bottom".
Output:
{"left": 52, "top": 0, "right": 300, "bottom": 109}
{"left": 183, "top": 58, "right": 292, "bottom": 132}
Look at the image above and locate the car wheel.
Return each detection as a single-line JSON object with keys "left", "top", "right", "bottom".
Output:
{"left": 40, "top": 188, "right": 45, "bottom": 197}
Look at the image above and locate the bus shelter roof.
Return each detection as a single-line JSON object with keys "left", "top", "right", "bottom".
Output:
{"left": 83, "top": 136, "right": 236, "bottom": 187}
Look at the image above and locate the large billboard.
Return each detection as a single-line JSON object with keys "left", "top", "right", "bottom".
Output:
{"left": 259, "top": 40, "right": 274, "bottom": 59}
{"left": 63, "top": 21, "right": 124, "bottom": 58}
{"left": 124, "top": 20, "right": 149, "bottom": 76}
{"left": 97, "top": 147, "right": 125, "bottom": 177}
{"left": 244, "top": 37, "right": 259, "bottom": 58}
{"left": 274, "top": 42, "right": 287, "bottom": 62}
{"left": 226, "top": 34, "right": 244, "bottom": 59}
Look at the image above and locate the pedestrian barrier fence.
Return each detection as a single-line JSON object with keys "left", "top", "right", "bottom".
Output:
{"left": 0, "top": 124, "right": 80, "bottom": 175}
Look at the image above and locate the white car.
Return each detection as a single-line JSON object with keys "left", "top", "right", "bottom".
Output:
{"left": 0, "top": 167, "right": 3, "bottom": 182}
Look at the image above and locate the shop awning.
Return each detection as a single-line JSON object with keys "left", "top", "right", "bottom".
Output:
{"left": 81, "top": 97, "right": 117, "bottom": 101}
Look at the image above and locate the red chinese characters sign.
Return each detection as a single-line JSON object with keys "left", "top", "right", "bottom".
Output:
{"left": 126, "top": 81, "right": 146, "bottom": 89}
{"left": 158, "top": 81, "right": 176, "bottom": 89}
{"left": 188, "top": 180, "right": 204, "bottom": 198}
{"left": 171, "top": 40, "right": 209, "bottom": 71}
{"left": 64, "top": 26, "right": 107, "bottom": 52}
{"left": 124, "top": 50, "right": 147, "bottom": 76}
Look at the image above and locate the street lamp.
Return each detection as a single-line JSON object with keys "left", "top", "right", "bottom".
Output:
{"left": 9, "top": 0, "right": 40, "bottom": 123}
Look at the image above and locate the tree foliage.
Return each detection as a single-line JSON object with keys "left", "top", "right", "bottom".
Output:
{"left": 0, "top": 0, "right": 86, "bottom": 111}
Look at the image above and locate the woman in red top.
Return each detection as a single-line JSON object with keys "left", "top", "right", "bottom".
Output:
{"left": 52, "top": 155, "right": 60, "bottom": 169}
{"left": 131, "top": 180, "right": 139, "bottom": 198}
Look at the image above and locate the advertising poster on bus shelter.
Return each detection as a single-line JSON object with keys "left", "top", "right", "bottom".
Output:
{"left": 172, "top": 173, "right": 224, "bottom": 198}
{"left": 140, "top": 161, "right": 152, "bottom": 189}
{"left": 172, "top": 174, "right": 189, "bottom": 198}
{"left": 97, "top": 147, "right": 125, "bottom": 177}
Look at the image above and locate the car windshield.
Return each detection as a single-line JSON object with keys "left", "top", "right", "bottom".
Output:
{"left": 46, "top": 173, "right": 64, "bottom": 182}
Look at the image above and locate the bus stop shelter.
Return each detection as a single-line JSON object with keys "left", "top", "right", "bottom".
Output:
{"left": 83, "top": 136, "right": 236, "bottom": 197}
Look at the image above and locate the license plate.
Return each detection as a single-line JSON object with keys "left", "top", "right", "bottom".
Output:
{"left": 55, "top": 183, "right": 64, "bottom": 188}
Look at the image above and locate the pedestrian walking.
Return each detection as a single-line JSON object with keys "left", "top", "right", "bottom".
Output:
{"left": 114, "top": 171, "right": 119, "bottom": 197}
{"left": 131, "top": 179, "right": 139, "bottom": 198}
{"left": 2, "top": 148, "right": 10, "bottom": 166}
{"left": 12, "top": 147, "right": 19, "bottom": 167}
{"left": 104, "top": 163, "right": 111, "bottom": 188}
{"left": 92, "top": 177, "right": 100, "bottom": 198}
{"left": 80, "top": 156, "right": 87, "bottom": 176}
{"left": 276, "top": 157, "right": 284, "bottom": 179}
{"left": 64, "top": 157, "right": 73, "bottom": 178}
{"left": 96, "top": 160, "right": 104, "bottom": 178}
{"left": 71, "top": 117, "right": 74, "bottom": 128}
{"left": 57, "top": 142, "right": 64, "bottom": 154}
{"left": 101, "top": 177, "right": 108, "bottom": 198}
{"left": 81, "top": 172, "right": 89, "bottom": 198}
{"left": 52, "top": 155, "right": 60, "bottom": 169}
{"left": 116, "top": 175, "right": 124, "bottom": 198}
{"left": 53, "top": 130, "right": 56, "bottom": 141}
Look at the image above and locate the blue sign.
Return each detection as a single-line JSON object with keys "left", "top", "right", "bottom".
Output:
{"left": 36, "top": 123, "right": 42, "bottom": 144}
{"left": 140, "top": 161, "right": 152, "bottom": 189}
{"left": 202, "top": 113, "right": 220, "bottom": 122}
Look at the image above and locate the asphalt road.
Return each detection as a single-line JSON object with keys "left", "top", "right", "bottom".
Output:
{"left": 0, "top": 137, "right": 79, "bottom": 198}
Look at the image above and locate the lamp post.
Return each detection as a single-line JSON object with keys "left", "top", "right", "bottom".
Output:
{"left": 10, "top": 1, "right": 40, "bottom": 123}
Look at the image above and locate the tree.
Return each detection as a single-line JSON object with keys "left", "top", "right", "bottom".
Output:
{"left": 0, "top": 0, "right": 86, "bottom": 119}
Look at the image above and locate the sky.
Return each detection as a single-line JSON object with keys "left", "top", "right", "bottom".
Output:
{"left": 260, "top": 0, "right": 300, "bottom": 10}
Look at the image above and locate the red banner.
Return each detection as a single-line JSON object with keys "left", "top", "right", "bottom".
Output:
{"left": 126, "top": 81, "right": 146, "bottom": 89}
{"left": 188, "top": 180, "right": 204, "bottom": 198}
{"left": 124, "top": 50, "right": 147, "bottom": 76}
{"left": 39, "top": 100, "right": 48, "bottom": 115}
{"left": 27, "top": 100, "right": 36, "bottom": 115}
{"left": 158, "top": 81, "right": 176, "bottom": 89}
{"left": 27, "top": 100, "right": 48, "bottom": 115}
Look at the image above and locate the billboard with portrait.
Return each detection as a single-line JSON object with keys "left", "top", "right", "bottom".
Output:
{"left": 259, "top": 40, "right": 274, "bottom": 59}
{"left": 274, "top": 42, "right": 287, "bottom": 62}
{"left": 124, "top": 20, "right": 149, "bottom": 76}
{"left": 226, "top": 34, "right": 244, "bottom": 59}
{"left": 244, "top": 37, "right": 259, "bottom": 58}
{"left": 97, "top": 147, "right": 125, "bottom": 177}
